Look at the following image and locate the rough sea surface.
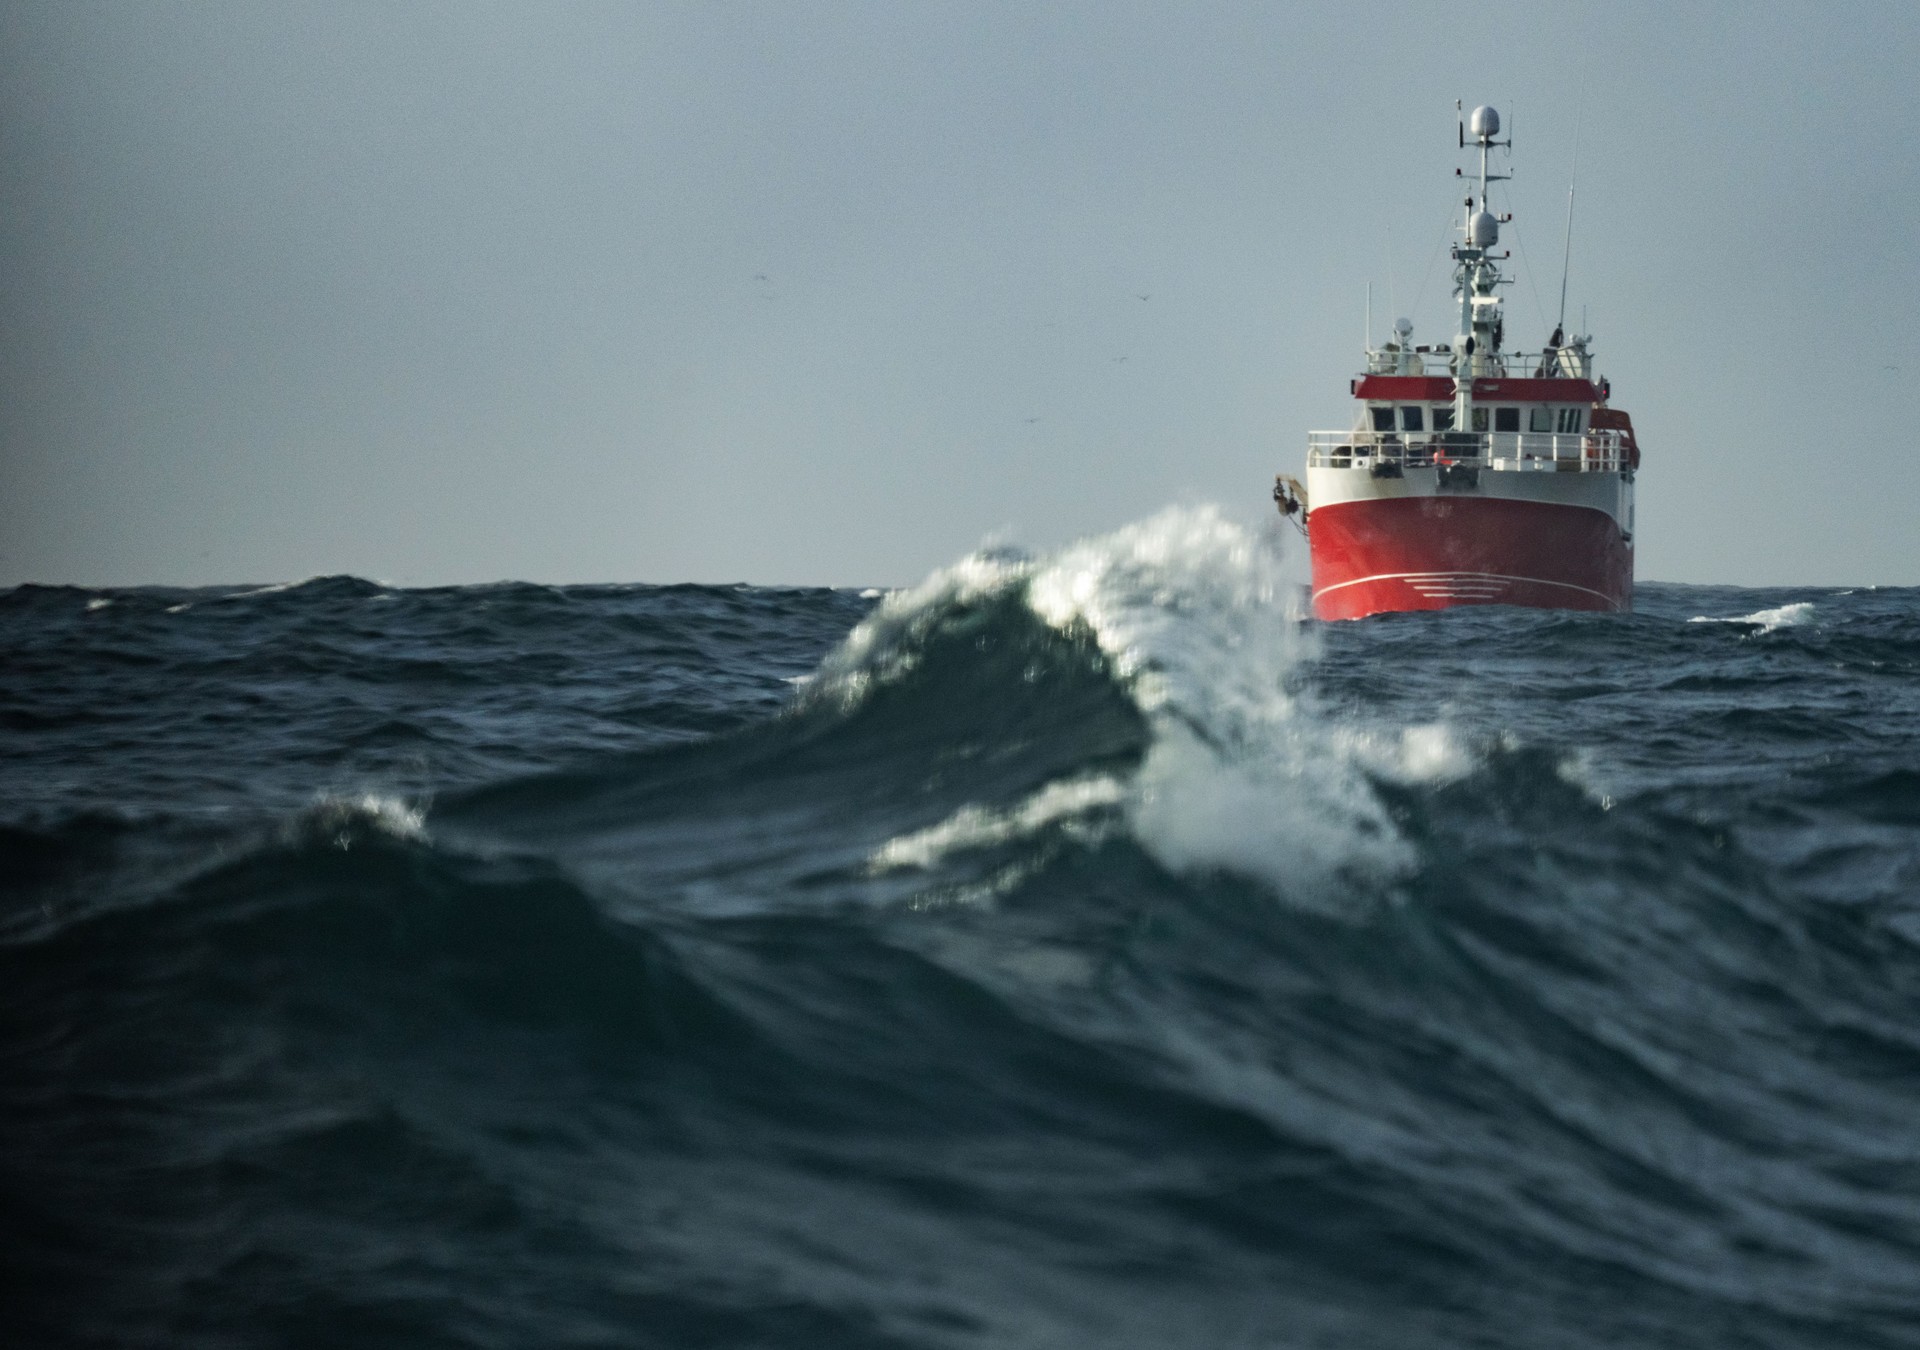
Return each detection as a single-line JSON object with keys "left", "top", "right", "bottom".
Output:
{"left": 6, "top": 507, "right": 1920, "bottom": 1349}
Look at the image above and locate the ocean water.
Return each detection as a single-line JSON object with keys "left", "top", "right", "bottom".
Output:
{"left": 5, "top": 507, "right": 1920, "bottom": 1349}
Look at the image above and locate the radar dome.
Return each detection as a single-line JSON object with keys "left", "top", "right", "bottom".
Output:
{"left": 1468, "top": 105, "right": 1501, "bottom": 139}
{"left": 1468, "top": 210, "right": 1499, "bottom": 247}
{"left": 1394, "top": 317, "right": 1413, "bottom": 337}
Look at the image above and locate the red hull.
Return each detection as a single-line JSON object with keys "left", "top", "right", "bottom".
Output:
{"left": 1309, "top": 495, "right": 1631, "bottom": 620}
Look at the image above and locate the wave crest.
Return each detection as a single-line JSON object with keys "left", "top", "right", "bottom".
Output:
{"left": 831, "top": 507, "right": 1447, "bottom": 902}
{"left": 284, "top": 792, "right": 429, "bottom": 850}
{"left": 1688, "top": 601, "right": 1815, "bottom": 633}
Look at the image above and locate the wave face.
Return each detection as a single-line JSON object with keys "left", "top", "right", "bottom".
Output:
{"left": 6, "top": 517, "right": 1920, "bottom": 1349}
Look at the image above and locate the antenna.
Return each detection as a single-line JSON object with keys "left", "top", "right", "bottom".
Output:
{"left": 1366, "top": 282, "right": 1372, "bottom": 352}
{"left": 1555, "top": 179, "right": 1576, "bottom": 334}
{"left": 1555, "top": 75, "right": 1588, "bottom": 334}
{"left": 1386, "top": 223, "right": 1396, "bottom": 321}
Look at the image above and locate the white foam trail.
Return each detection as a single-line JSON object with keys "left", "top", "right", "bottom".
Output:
{"left": 839, "top": 506, "right": 1438, "bottom": 903}
{"left": 85, "top": 597, "right": 112, "bottom": 612}
{"left": 1688, "top": 602, "right": 1814, "bottom": 634}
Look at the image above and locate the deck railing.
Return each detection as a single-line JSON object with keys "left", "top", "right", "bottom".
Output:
{"left": 1306, "top": 429, "right": 1632, "bottom": 473}
{"left": 1362, "top": 347, "right": 1595, "bottom": 380}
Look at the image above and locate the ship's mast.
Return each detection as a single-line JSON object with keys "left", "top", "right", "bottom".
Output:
{"left": 1452, "top": 104, "right": 1510, "bottom": 435}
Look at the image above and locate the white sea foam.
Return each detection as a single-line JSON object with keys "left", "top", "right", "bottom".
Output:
{"left": 85, "top": 597, "right": 113, "bottom": 612}
{"left": 1688, "top": 602, "right": 1814, "bottom": 634}
{"left": 287, "top": 792, "right": 429, "bottom": 849}
{"left": 869, "top": 775, "right": 1127, "bottom": 873}
{"left": 1336, "top": 723, "right": 1476, "bottom": 786}
{"left": 1555, "top": 749, "right": 1617, "bottom": 811}
{"left": 811, "top": 550, "right": 1029, "bottom": 707}
{"left": 224, "top": 580, "right": 306, "bottom": 600}
{"left": 1030, "top": 510, "right": 1414, "bottom": 896}
{"left": 842, "top": 506, "right": 1441, "bottom": 903}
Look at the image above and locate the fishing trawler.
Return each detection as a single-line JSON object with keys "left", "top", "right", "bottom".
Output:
{"left": 1275, "top": 105, "right": 1639, "bottom": 620}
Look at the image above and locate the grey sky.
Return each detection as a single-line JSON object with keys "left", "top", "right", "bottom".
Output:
{"left": 3, "top": 1, "right": 1916, "bottom": 587}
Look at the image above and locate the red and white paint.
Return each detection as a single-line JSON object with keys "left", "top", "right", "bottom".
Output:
{"left": 1286, "top": 104, "right": 1641, "bottom": 622}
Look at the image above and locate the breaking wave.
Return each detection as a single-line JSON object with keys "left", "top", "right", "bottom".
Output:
{"left": 813, "top": 506, "right": 1460, "bottom": 903}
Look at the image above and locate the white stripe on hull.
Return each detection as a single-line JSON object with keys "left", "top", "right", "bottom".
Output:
{"left": 1312, "top": 570, "right": 1619, "bottom": 606}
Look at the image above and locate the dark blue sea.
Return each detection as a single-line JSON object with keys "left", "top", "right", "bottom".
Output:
{"left": 6, "top": 508, "right": 1920, "bottom": 1349}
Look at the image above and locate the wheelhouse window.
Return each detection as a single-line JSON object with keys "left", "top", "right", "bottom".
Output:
{"left": 1400, "top": 406, "right": 1424, "bottom": 432}
{"left": 1370, "top": 406, "right": 1395, "bottom": 432}
{"left": 1432, "top": 405, "right": 1454, "bottom": 431}
{"left": 1557, "top": 407, "right": 1584, "bottom": 433}
{"left": 1493, "top": 407, "right": 1520, "bottom": 433}
{"left": 1471, "top": 407, "right": 1489, "bottom": 432}
{"left": 1528, "top": 406, "right": 1554, "bottom": 432}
